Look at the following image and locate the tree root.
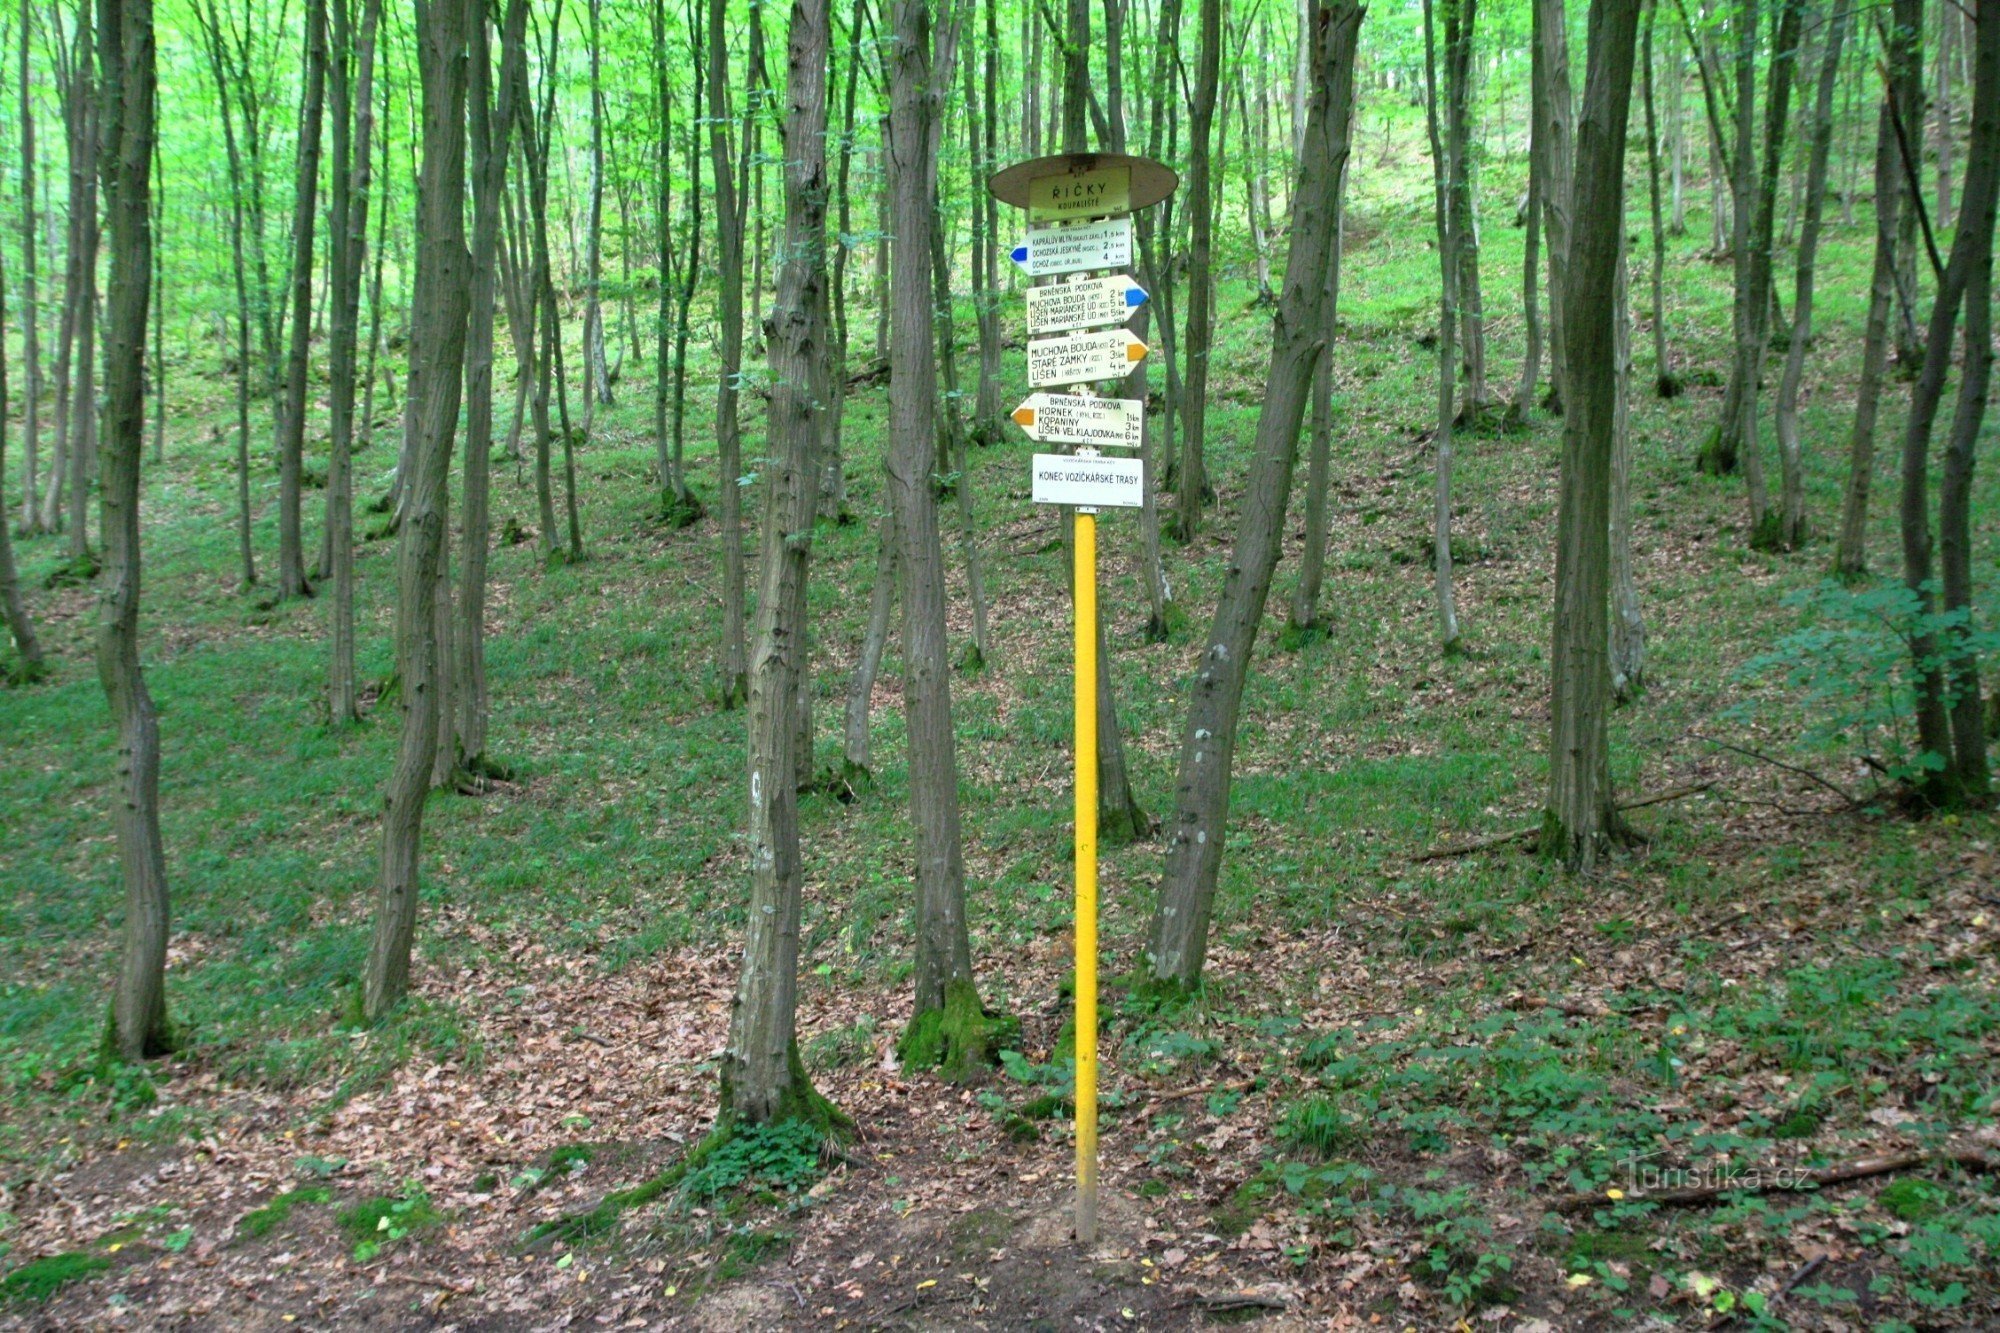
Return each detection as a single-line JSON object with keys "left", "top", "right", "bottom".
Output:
{"left": 1411, "top": 782, "right": 1713, "bottom": 862}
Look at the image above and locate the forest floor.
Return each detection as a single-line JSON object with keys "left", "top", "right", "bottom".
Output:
{"left": 6, "top": 122, "right": 2000, "bottom": 1329}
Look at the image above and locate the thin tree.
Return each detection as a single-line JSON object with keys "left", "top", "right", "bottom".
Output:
{"left": 1772, "top": 0, "right": 1849, "bottom": 550}
{"left": 97, "top": 0, "right": 168, "bottom": 1061}
{"left": 1422, "top": 0, "right": 1464, "bottom": 651}
{"left": 655, "top": 0, "right": 705, "bottom": 523}
{"left": 325, "top": 0, "right": 382, "bottom": 725}
{"left": 1834, "top": 0, "right": 1920, "bottom": 576}
{"left": 0, "top": 235, "right": 48, "bottom": 683}
{"left": 722, "top": 0, "right": 847, "bottom": 1129}
{"left": 1545, "top": 0, "right": 1641, "bottom": 871}
{"left": 707, "top": 0, "right": 751, "bottom": 707}
{"left": 1640, "top": 0, "right": 1678, "bottom": 395}
{"left": 16, "top": 0, "right": 40, "bottom": 537}
{"left": 1146, "top": 0, "right": 1361, "bottom": 991}
{"left": 1174, "top": 0, "right": 1222, "bottom": 540}
{"left": 456, "top": 0, "right": 529, "bottom": 771}
{"left": 1896, "top": 0, "right": 1997, "bottom": 811}
{"left": 583, "top": 0, "right": 613, "bottom": 407}
{"left": 1534, "top": 0, "right": 1574, "bottom": 414}
{"left": 274, "top": 0, "right": 329, "bottom": 602}
{"left": 884, "top": 0, "right": 1007, "bottom": 1073}
{"left": 364, "top": 0, "right": 475, "bottom": 1021}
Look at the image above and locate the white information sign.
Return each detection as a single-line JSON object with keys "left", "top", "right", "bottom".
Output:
{"left": 1025, "top": 275, "right": 1150, "bottom": 334}
{"left": 1031, "top": 453, "right": 1145, "bottom": 509}
{"left": 1028, "top": 166, "right": 1133, "bottom": 221}
{"left": 1010, "top": 215, "right": 1134, "bottom": 276}
{"left": 1026, "top": 329, "right": 1149, "bottom": 387}
{"left": 1012, "top": 393, "right": 1144, "bottom": 448}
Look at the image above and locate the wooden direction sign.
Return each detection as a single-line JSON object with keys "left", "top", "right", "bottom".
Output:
{"left": 1011, "top": 393, "right": 1144, "bottom": 448}
{"left": 1031, "top": 453, "right": 1145, "bottom": 509}
{"left": 1026, "top": 275, "right": 1149, "bottom": 334}
{"left": 1028, "top": 165, "right": 1131, "bottom": 221}
{"left": 1010, "top": 215, "right": 1134, "bottom": 277}
{"left": 1027, "top": 329, "right": 1149, "bottom": 387}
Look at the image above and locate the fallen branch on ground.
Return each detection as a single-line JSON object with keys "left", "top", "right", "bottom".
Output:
{"left": 1412, "top": 783, "right": 1714, "bottom": 862}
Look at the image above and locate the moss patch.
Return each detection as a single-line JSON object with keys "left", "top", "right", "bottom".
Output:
{"left": 237, "top": 1187, "right": 332, "bottom": 1239}
{"left": 897, "top": 977, "right": 1018, "bottom": 1080}
{"left": 0, "top": 1252, "right": 112, "bottom": 1305}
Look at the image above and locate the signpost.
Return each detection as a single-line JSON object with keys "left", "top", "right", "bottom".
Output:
{"left": 1026, "top": 329, "right": 1149, "bottom": 387}
{"left": 1025, "top": 274, "right": 1150, "bottom": 334}
{"left": 990, "top": 151, "right": 1177, "bottom": 1247}
{"left": 1009, "top": 215, "right": 1134, "bottom": 276}
{"left": 1011, "top": 393, "right": 1144, "bottom": 448}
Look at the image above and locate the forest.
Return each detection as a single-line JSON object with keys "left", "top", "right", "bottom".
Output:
{"left": 0, "top": 0, "right": 1997, "bottom": 1323}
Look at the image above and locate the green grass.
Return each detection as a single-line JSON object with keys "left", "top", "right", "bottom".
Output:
{"left": 0, "top": 1252, "right": 112, "bottom": 1305}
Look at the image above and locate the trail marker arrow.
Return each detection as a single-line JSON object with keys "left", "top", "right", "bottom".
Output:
{"left": 1009, "top": 215, "right": 1134, "bottom": 277}
{"left": 1011, "top": 393, "right": 1144, "bottom": 448}
{"left": 1026, "top": 329, "right": 1149, "bottom": 387}
{"left": 1025, "top": 275, "right": 1150, "bottom": 334}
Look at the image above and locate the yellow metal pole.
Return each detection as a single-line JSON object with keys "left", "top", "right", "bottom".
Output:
{"left": 1074, "top": 508, "right": 1099, "bottom": 1245}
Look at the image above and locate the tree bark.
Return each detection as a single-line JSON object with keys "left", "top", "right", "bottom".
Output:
{"left": 842, "top": 506, "right": 896, "bottom": 782}
{"left": 17, "top": 2, "right": 40, "bottom": 537}
{"left": 1898, "top": 0, "right": 1997, "bottom": 810}
{"left": 0, "top": 231, "right": 47, "bottom": 681}
{"left": 884, "top": 0, "right": 989, "bottom": 1066}
{"left": 1609, "top": 231, "right": 1645, "bottom": 701}
{"left": 1147, "top": 0, "right": 1359, "bottom": 990}
{"left": 660, "top": 0, "right": 706, "bottom": 522}
{"left": 278, "top": 0, "right": 329, "bottom": 601}
{"left": 1772, "top": 0, "right": 1848, "bottom": 550}
{"left": 1174, "top": 0, "right": 1223, "bottom": 541}
{"left": 326, "top": 0, "right": 382, "bottom": 726}
{"left": 708, "top": 0, "right": 751, "bottom": 708}
{"left": 1834, "top": 0, "right": 1920, "bottom": 577}
{"left": 1423, "top": 0, "right": 1463, "bottom": 650}
{"left": 365, "top": 0, "right": 473, "bottom": 1021}
{"left": 722, "top": 0, "right": 838, "bottom": 1127}
{"left": 1534, "top": 0, "right": 1574, "bottom": 415}
{"left": 457, "top": 0, "right": 528, "bottom": 767}
{"left": 1545, "top": 0, "right": 1640, "bottom": 872}
{"left": 96, "top": 0, "right": 170, "bottom": 1061}
{"left": 583, "top": 0, "right": 613, "bottom": 408}
{"left": 1640, "top": 0, "right": 1677, "bottom": 394}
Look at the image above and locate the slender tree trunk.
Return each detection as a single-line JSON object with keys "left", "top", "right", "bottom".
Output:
{"left": 929, "top": 190, "right": 992, "bottom": 668}
{"left": 1641, "top": 0, "right": 1678, "bottom": 394}
{"left": 1442, "top": 0, "right": 1486, "bottom": 416}
{"left": 0, "top": 240, "right": 47, "bottom": 681}
{"left": 1834, "top": 0, "right": 1919, "bottom": 577}
{"left": 1424, "top": 0, "right": 1463, "bottom": 650}
{"left": 584, "top": 0, "right": 613, "bottom": 407}
{"left": 365, "top": 0, "right": 473, "bottom": 1020}
{"left": 663, "top": 0, "right": 706, "bottom": 521}
{"left": 1510, "top": 51, "right": 1543, "bottom": 422}
{"left": 1773, "top": 0, "right": 1849, "bottom": 550}
{"left": 1545, "top": 0, "right": 1641, "bottom": 871}
{"left": 1174, "top": 0, "right": 1222, "bottom": 541}
{"left": 278, "top": 0, "right": 329, "bottom": 601}
{"left": 1935, "top": 1, "right": 1954, "bottom": 230}
{"left": 884, "top": 0, "right": 994, "bottom": 1070}
{"left": 457, "top": 0, "right": 527, "bottom": 767}
{"left": 97, "top": 0, "right": 170, "bottom": 1061}
{"left": 1287, "top": 159, "right": 1345, "bottom": 634}
{"left": 1609, "top": 231, "right": 1645, "bottom": 700}
{"left": 17, "top": 3, "right": 40, "bottom": 537}
{"left": 1535, "top": 0, "right": 1574, "bottom": 415}
{"left": 1898, "top": 0, "right": 1997, "bottom": 810}
{"left": 1131, "top": 0, "right": 1183, "bottom": 639}
{"left": 724, "top": 0, "right": 839, "bottom": 1125}
{"left": 1147, "top": 0, "right": 1359, "bottom": 990}
{"left": 326, "top": 0, "right": 381, "bottom": 725}
{"left": 708, "top": 0, "right": 751, "bottom": 708}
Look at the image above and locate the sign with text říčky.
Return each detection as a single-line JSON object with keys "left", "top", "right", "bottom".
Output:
{"left": 1011, "top": 393, "right": 1144, "bottom": 449}
{"left": 1026, "top": 329, "right": 1149, "bottom": 387}
{"left": 1025, "top": 275, "right": 1150, "bottom": 334}
{"left": 1010, "top": 215, "right": 1134, "bottom": 277}
{"left": 1027, "top": 165, "right": 1132, "bottom": 222}
{"left": 1030, "top": 453, "right": 1145, "bottom": 509}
